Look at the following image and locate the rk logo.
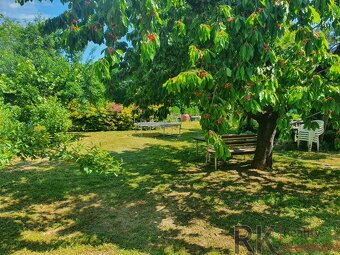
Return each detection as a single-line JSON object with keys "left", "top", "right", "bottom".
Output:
{"left": 234, "top": 225, "right": 277, "bottom": 254}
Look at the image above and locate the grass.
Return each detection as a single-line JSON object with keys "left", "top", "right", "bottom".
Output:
{"left": 0, "top": 122, "right": 339, "bottom": 255}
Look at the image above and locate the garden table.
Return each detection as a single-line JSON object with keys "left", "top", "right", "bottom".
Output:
{"left": 134, "top": 122, "right": 182, "bottom": 135}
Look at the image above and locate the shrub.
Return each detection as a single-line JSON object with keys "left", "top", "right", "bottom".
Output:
{"left": 0, "top": 101, "right": 19, "bottom": 167}
{"left": 183, "top": 106, "right": 200, "bottom": 116}
{"left": 14, "top": 123, "right": 73, "bottom": 160}
{"left": 68, "top": 100, "right": 140, "bottom": 132}
{"left": 30, "top": 97, "right": 72, "bottom": 133}
{"left": 169, "top": 106, "right": 181, "bottom": 116}
{"left": 71, "top": 145, "right": 122, "bottom": 175}
{"left": 0, "top": 98, "right": 73, "bottom": 163}
{"left": 114, "top": 104, "right": 139, "bottom": 130}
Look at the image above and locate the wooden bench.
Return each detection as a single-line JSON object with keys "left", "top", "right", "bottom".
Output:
{"left": 194, "top": 134, "right": 257, "bottom": 170}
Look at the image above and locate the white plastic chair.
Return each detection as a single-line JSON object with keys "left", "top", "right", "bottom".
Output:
{"left": 297, "top": 120, "right": 324, "bottom": 152}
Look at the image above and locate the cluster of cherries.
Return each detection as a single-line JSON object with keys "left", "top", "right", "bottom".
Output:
{"left": 197, "top": 72, "right": 207, "bottom": 78}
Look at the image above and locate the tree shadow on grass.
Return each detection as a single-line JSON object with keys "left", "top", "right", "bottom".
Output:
{"left": 0, "top": 145, "right": 339, "bottom": 254}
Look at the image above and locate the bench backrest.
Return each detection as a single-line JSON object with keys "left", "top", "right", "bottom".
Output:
{"left": 194, "top": 134, "right": 257, "bottom": 147}
{"left": 222, "top": 134, "right": 257, "bottom": 146}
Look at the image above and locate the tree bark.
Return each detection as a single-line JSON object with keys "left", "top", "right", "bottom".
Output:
{"left": 252, "top": 112, "right": 279, "bottom": 170}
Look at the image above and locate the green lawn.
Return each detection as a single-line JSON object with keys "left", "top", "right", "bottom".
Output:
{"left": 1, "top": 122, "right": 339, "bottom": 255}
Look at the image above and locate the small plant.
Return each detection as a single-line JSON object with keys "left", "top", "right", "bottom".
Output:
{"left": 75, "top": 145, "right": 122, "bottom": 175}
{"left": 184, "top": 106, "right": 200, "bottom": 116}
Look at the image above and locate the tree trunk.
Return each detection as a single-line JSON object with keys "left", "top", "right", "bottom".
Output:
{"left": 252, "top": 112, "right": 278, "bottom": 170}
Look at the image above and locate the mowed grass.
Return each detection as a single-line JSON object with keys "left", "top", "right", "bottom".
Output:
{"left": 0, "top": 122, "right": 339, "bottom": 255}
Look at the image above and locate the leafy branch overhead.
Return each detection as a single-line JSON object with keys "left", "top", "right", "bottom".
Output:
{"left": 17, "top": 0, "right": 340, "bottom": 169}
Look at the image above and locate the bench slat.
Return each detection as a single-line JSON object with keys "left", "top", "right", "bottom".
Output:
{"left": 194, "top": 134, "right": 257, "bottom": 142}
{"left": 208, "top": 146, "right": 256, "bottom": 155}
{"left": 225, "top": 142, "right": 257, "bottom": 147}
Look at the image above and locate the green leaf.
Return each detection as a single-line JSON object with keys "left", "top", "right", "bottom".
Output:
{"left": 199, "top": 24, "right": 211, "bottom": 43}
{"left": 226, "top": 68, "right": 232, "bottom": 77}
{"left": 219, "top": 5, "right": 231, "bottom": 18}
{"left": 305, "top": 41, "right": 313, "bottom": 56}
{"left": 240, "top": 44, "right": 247, "bottom": 61}
{"left": 235, "top": 18, "right": 241, "bottom": 32}
{"left": 174, "top": 20, "right": 186, "bottom": 36}
{"left": 309, "top": 6, "right": 321, "bottom": 24}
{"left": 214, "top": 30, "right": 229, "bottom": 52}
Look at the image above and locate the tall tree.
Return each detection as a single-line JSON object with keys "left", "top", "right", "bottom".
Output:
{"left": 0, "top": 16, "right": 106, "bottom": 109}
{"left": 17, "top": 0, "right": 340, "bottom": 169}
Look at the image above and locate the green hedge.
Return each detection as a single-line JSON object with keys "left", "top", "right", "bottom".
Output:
{"left": 68, "top": 100, "right": 140, "bottom": 132}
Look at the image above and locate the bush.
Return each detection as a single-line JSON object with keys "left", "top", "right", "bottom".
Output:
{"left": 169, "top": 106, "right": 181, "bottom": 116}
{"left": 14, "top": 123, "right": 73, "bottom": 160}
{"left": 30, "top": 98, "right": 71, "bottom": 133}
{"left": 68, "top": 100, "right": 140, "bottom": 132}
{"left": 0, "top": 101, "right": 19, "bottom": 166}
{"left": 183, "top": 106, "right": 200, "bottom": 116}
{"left": 67, "top": 144, "right": 122, "bottom": 175}
{"left": 0, "top": 98, "right": 73, "bottom": 164}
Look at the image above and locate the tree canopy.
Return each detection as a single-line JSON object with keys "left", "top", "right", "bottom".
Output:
{"left": 16, "top": 0, "right": 340, "bottom": 169}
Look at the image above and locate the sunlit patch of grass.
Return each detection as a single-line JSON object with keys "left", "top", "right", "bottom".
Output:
{"left": 0, "top": 122, "right": 339, "bottom": 254}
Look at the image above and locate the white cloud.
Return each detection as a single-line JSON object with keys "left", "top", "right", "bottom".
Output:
{"left": 8, "top": 3, "right": 20, "bottom": 9}
{"left": 0, "top": 0, "right": 48, "bottom": 22}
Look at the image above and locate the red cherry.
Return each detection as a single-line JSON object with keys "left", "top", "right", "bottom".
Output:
{"left": 147, "top": 33, "right": 156, "bottom": 42}
{"left": 279, "top": 60, "right": 285, "bottom": 66}
{"left": 107, "top": 47, "right": 114, "bottom": 55}
{"left": 217, "top": 118, "right": 223, "bottom": 125}
{"left": 227, "top": 17, "right": 234, "bottom": 22}
{"left": 264, "top": 42, "right": 269, "bottom": 52}
{"left": 72, "top": 19, "right": 77, "bottom": 24}
{"left": 108, "top": 32, "right": 115, "bottom": 39}
{"left": 243, "top": 94, "right": 252, "bottom": 101}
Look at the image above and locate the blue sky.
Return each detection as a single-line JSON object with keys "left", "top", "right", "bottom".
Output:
{"left": 0, "top": 0, "right": 105, "bottom": 62}
{"left": 0, "top": 0, "right": 67, "bottom": 21}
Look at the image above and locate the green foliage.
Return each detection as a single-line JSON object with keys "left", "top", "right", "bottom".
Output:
{"left": 17, "top": 0, "right": 340, "bottom": 165}
{"left": 0, "top": 17, "right": 107, "bottom": 108}
{"left": 0, "top": 98, "right": 72, "bottom": 164}
{"left": 207, "top": 130, "right": 231, "bottom": 160}
{"left": 198, "top": 24, "right": 211, "bottom": 43}
{"left": 0, "top": 101, "right": 19, "bottom": 167}
{"left": 141, "top": 33, "right": 160, "bottom": 62}
{"left": 30, "top": 98, "right": 71, "bottom": 133}
{"left": 169, "top": 106, "right": 181, "bottom": 116}
{"left": 74, "top": 145, "right": 122, "bottom": 175}
{"left": 14, "top": 123, "right": 72, "bottom": 160}
{"left": 68, "top": 100, "right": 140, "bottom": 132}
{"left": 14, "top": 99, "right": 72, "bottom": 160}
{"left": 183, "top": 106, "right": 200, "bottom": 116}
